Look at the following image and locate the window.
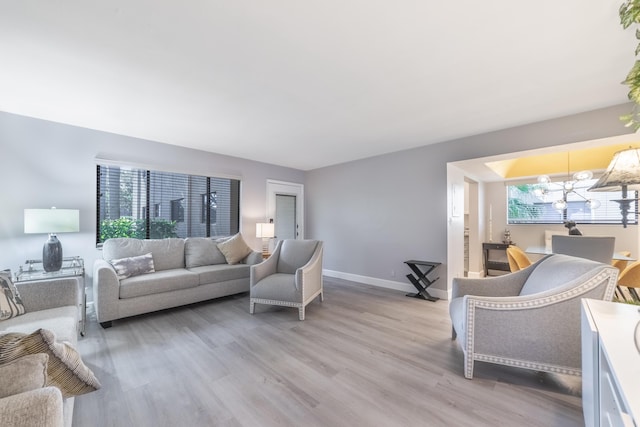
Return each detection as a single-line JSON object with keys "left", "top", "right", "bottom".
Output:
{"left": 170, "top": 199, "right": 184, "bottom": 222}
{"left": 201, "top": 192, "right": 217, "bottom": 224}
{"left": 507, "top": 179, "right": 637, "bottom": 225}
{"left": 97, "top": 165, "right": 240, "bottom": 244}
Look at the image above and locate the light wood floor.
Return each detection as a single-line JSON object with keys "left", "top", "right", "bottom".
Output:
{"left": 74, "top": 278, "right": 584, "bottom": 427}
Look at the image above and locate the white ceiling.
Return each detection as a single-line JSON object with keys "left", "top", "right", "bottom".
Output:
{"left": 0, "top": 1, "right": 635, "bottom": 170}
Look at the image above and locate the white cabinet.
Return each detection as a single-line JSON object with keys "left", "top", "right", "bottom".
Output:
{"left": 581, "top": 299, "right": 640, "bottom": 427}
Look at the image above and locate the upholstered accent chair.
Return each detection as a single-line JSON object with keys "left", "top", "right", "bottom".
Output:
{"left": 505, "top": 245, "right": 532, "bottom": 272}
{"left": 250, "top": 239, "right": 323, "bottom": 320}
{"left": 449, "top": 254, "right": 618, "bottom": 379}
{"left": 551, "top": 235, "right": 615, "bottom": 263}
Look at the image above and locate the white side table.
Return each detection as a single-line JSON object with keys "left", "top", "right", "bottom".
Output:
{"left": 15, "top": 256, "right": 86, "bottom": 336}
{"left": 581, "top": 299, "right": 640, "bottom": 427}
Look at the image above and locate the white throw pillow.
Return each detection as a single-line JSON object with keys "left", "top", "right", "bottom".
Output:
{"left": 217, "top": 234, "right": 252, "bottom": 265}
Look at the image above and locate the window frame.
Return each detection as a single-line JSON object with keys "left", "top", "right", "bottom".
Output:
{"left": 506, "top": 178, "right": 638, "bottom": 226}
{"left": 96, "top": 164, "right": 240, "bottom": 245}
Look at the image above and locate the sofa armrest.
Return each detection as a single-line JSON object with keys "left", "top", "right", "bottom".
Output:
{"left": 93, "top": 259, "right": 120, "bottom": 323}
{"left": 451, "top": 267, "right": 532, "bottom": 299}
{"left": 250, "top": 246, "right": 280, "bottom": 287}
{"left": 0, "top": 387, "right": 64, "bottom": 427}
{"left": 296, "top": 242, "right": 323, "bottom": 297}
{"left": 15, "top": 278, "right": 79, "bottom": 312}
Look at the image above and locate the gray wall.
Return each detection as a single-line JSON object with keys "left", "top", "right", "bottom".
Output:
{"left": 306, "top": 103, "right": 634, "bottom": 296}
{"left": 0, "top": 111, "right": 304, "bottom": 284}
{"left": 1, "top": 103, "right": 634, "bottom": 299}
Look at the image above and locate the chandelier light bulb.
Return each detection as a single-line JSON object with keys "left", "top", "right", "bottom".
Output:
{"left": 552, "top": 199, "right": 567, "bottom": 211}
{"left": 585, "top": 199, "right": 601, "bottom": 210}
{"left": 573, "top": 170, "right": 593, "bottom": 181}
{"left": 563, "top": 181, "right": 574, "bottom": 192}
{"left": 537, "top": 175, "right": 551, "bottom": 184}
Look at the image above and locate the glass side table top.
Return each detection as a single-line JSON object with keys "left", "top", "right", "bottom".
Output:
{"left": 15, "top": 256, "right": 84, "bottom": 282}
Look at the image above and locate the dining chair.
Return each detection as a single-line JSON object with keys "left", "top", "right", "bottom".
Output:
{"left": 617, "top": 260, "right": 640, "bottom": 302}
{"left": 551, "top": 235, "right": 615, "bottom": 264}
{"left": 505, "top": 245, "right": 532, "bottom": 272}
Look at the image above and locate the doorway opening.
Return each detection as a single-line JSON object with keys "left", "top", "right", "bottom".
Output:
{"left": 266, "top": 180, "right": 304, "bottom": 246}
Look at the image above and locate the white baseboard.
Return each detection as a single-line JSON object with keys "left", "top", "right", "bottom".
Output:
{"left": 323, "top": 269, "right": 449, "bottom": 301}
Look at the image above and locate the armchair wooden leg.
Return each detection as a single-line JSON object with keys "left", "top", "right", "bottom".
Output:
{"left": 249, "top": 301, "right": 255, "bottom": 314}
{"left": 320, "top": 292, "right": 324, "bottom": 302}
{"left": 464, "top": 355, "right": 474, "bottom": 379}
{"left": 298, "top": 307, "right": 305, "bottom": 321}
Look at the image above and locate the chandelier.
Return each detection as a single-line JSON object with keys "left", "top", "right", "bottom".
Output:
{"left": 535, "top": 153, "right": 600, "bottom": 212}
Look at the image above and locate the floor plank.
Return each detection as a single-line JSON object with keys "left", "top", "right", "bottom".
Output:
{"left": 74, "top": 278, "right": 584, "bottom": 427}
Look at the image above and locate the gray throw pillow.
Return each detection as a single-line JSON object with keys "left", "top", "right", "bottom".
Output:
{"left": 109, "top": 252, "right": 155, "bottom": 280}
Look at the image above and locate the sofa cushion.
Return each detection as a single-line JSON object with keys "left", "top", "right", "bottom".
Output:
{"left": 0, "top": 329, "right": 101, "bottom": 398}
{"left": 188, "top": 264, "right": 250, "bottom": 284}
{"left": 277, "top": 240, "right": 319, "bottom": 274}
{"left": 251, "top": 273, "right": 299, "bottom": 301}
{"left": 184, "top": 237, "right": 228, "bottom": 267}
{"left": 109, "top": 253, "right": 155, "bottom": 280}
{"left": 119, "top": 269, "right": 199, "bottom": 299}
{"left": 103, "top": 238, "right": 185, "bottom": 271}
{"left": 0, "top": 386, "right": 64, "bottom": 427}
{"left": 0, "top": 353, "right": 48, "bottom": 398}
{"left": 217, "top": 233, "right": 252, "bottom": 265}
{"left": 0, "top": 271, "right": 25, "bottom": 321}
{"left": 519, "top": 254, "right": 602, "bottom": 296}
{"left": 0, "top": 306, "right": 79, "bottom": 344}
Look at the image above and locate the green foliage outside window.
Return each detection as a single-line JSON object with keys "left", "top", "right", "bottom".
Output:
{"left": 100, "top": 218, "right": 178, "bottom": 242}
{"left": 619, "top": 0, "right": 640, "bottom": 128}
{"left": 507, "top": 185, "right": 543, "bottom": 220}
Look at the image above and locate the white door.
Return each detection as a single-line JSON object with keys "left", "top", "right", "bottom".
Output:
{"left": 275, "top": 194, "right": 297, "bottom": 240}
{"left": 266, "top": 180, "right": 304, "bottom": 245}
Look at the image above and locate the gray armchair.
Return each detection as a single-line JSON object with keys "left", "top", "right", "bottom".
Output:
{"left": 250, "top": 239, "right": 323, "bottom": 320}
{"left": 449, "top": 254, "right": 617, "bottom": 379}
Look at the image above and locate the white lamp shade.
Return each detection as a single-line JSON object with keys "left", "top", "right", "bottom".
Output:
{"left": 255, "top": 222, "right": 275, "bottom": 239}
{"left": 589, "top": 147, "right": 640, "bottom": 192}
{"left": 24, "top": 209, "right": 80, "bottom": 234}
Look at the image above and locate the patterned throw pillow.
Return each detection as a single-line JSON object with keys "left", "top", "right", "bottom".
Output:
{"left": 109, "top": 252, "right": 155, "bottom": 280}
{"left": 0, "top": 270, "right": 25, "bottom": 321}
{"left": 217, "top": 233, "right": 253, "bottom": 264}
{"left": 0, "top": 329, "right": 101, "bottom": 398}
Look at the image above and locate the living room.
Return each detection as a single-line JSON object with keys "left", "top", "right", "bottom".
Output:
{"left": 1, "top": 2, "right": 639, "bottom": 426}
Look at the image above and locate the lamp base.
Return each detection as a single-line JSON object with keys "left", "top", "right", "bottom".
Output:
{"left": 43, "top": 234, "right": 63, "bottom": 272}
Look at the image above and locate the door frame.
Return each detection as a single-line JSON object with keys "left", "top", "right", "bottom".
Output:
{"left": 266, "top": 179, "right": 304, "bottom": 240}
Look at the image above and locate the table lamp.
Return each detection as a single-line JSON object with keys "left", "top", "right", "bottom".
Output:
{"left": 255, "top": 222, "right": 275, "bottom": 259}
{"left": 588, "top": 147, "right": 640, "bottom": 228}
{"left": 24, "top": 208, "right": 80, "bottom": 272}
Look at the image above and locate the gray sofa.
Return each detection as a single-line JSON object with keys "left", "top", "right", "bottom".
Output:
{"left": 0, "top": 277, "right": 81, "bottom": 427}
{"left": 93, "top": 237, "right": 262, "bottom": 327}
{"left": 449, "top": 254, "right": 618, "bottom": 379}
